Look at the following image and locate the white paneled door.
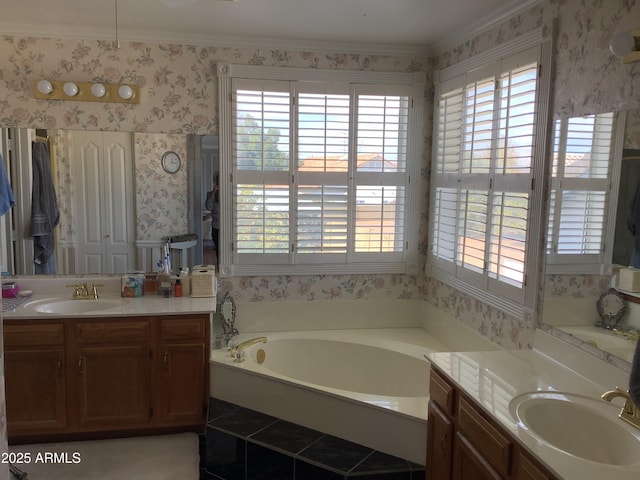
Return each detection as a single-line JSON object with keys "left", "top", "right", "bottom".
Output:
{"left": 71, "top": 131, "right": 135, "bottom": 274}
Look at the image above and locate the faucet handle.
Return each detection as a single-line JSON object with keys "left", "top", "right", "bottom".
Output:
{"left": 91, "top": 283, "right": 103, "bottom": 299}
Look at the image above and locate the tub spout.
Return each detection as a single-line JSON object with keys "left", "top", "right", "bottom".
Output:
{"left": 228, "top": 336, "right": 267, "bottom": 362}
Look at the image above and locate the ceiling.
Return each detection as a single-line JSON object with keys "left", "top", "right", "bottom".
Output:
{"left": 0, "top": 0, "right": 537, "bottom": 55}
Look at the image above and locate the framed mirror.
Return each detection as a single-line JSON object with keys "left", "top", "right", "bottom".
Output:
{"left": 542, "top": 108, "right": 640, "bottom": 367}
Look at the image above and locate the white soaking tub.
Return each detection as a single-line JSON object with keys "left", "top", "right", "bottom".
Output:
{"left": 211, "top": 328, "right": 445, "bottom": 465}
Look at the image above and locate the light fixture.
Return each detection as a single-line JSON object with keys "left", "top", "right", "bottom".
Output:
{"left": 63, "top": 82, "right": 79, "bottom": 97}
{"left": 37, "top": 79, "right": 53, "bottom": 95}
{"left": 610, "top": 30, "right": 640, "bottom": 63}
{"left": 33, "top": 80, "right": 140, "bottom": 104}
{"left": 118, "top": 85, "right": 133, "bottom": 100}
{"left": 91, "top": 83, "right": 106, "bottom": 98}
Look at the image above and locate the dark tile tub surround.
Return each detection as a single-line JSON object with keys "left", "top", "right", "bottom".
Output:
{"left": 203, "top": 398, "right": 425, "bottom": 480}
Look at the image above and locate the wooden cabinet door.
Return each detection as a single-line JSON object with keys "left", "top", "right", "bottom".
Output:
{"left": 156, "top": 316, "right": 208, "bottom": 425}
{"left": 426, "top": 400, "right": 453, "bottom": 480}
{"left": 157, "top": 342, "right": 206, "bottom": 424}
{"left": 77, "top": 345, "right": 151, "bottom": 427}
{"left": 5, "top": 348, "right": 66, "bottom": 435}
{"left": 453, "top": 432, "right": 504, "bottom": 480}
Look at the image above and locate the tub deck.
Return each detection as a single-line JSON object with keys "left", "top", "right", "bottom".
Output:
{"left": 211, "top": 327, "right": 486, "bottom": 464}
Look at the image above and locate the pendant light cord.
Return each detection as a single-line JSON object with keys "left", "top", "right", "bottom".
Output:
{"left": 115, "top": 0, "right": 120, "bottom": 49}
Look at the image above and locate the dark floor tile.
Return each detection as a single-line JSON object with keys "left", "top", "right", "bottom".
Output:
{"left": 208, "top": 398, "right": 241, "bottom": 422}
{"left": 295, "top": 459, "right": 346, "bottom": 480}
{"left": 247, "top": 442, "right": 295, "bottom": 480}
{"left": 409, "top": 468, "right": 425, "bottom": 479}
{"left": 351, "top": 451, "right": 411, "bottom": 474}
{"left": 206, "top": 426, "right": 246, "bottom": 480}
{"left": 250, "top": 420, "right": 325, "bottom": 455}
{"left": 210, "top": 405, "right": 279, "bottom": 437}
{"left": 298, "top": 435, "right": 373, "bottom": 473}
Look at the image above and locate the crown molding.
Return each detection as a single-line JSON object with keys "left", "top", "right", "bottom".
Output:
{"left": 432, "top": 0, "right": 544, "bottom": 55}
{"left": 0, "top": 24, "right": 431, "bottom": 58}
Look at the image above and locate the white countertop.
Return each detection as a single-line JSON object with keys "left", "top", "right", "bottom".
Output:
{"left": 428, "top": 330, "right": 639, "bottom": 480}
{"left": 1, "top": 275, "right": 216, "bottom": 318}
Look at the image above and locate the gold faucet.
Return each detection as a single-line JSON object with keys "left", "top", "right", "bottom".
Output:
{"left": 602, "top": 387, "right": 640, "bottom": 430}
{"left": 228, "top": 336, "right": 267, "bottom": 361}
{"left": 66, "top": 283, "right": 101, "bottom": 299}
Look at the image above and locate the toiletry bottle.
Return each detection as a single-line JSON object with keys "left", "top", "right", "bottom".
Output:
{"left": 175, "top": 278, "right": 182, "bottom": 297}
{"left": 157, "top": 243, "right": 173, "bottom": 298}
{"left": 180, "top": 267, "right": 190, "bottom": 296}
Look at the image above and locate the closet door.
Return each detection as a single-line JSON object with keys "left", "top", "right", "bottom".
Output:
{"left": 72, "top": 131, "right": 135, "bottom": 274}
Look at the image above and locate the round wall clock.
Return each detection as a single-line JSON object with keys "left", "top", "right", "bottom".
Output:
{"left": 161, "top": 151, "right": 181, "bottom": 174}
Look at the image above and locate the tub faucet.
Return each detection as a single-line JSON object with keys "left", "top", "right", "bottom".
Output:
{"left": 228, "top": 336, "right": 267, "bottom": 362}
{"left": 601, "top": 386, "right": 640, "bottom": 430}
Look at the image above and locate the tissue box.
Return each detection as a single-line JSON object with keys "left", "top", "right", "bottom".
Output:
{"left": 2, "top": 282, "right": 19, "bottom": 298}
{"left": 618, "top": 268, "right": 640, "bottom": 292}
{"left": 121, "top": 272, "right": 145, "bottom": 297}
{"left": 190, "top": 265, "right": 216, "bottom": 297}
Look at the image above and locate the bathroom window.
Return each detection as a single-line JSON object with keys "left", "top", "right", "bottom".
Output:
{"left": 545, "top": 111, "right": 625, "bottom": 274}
{"left": 217, "top": 64, "right": 423, "bottom": 276}
{"left": 428, "top": 29, "right": 552, "bottom": 318}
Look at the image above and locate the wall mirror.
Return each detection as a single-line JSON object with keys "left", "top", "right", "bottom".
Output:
{"left": 542, "top": 108, "right": 640, "bottom": 367}
{"left": 0, "top": 128, "right": 219, "bottom": 277}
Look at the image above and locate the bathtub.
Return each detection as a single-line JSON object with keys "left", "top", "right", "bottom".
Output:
{"left": 210, "top": 328, "right": 447, "bottom": 465}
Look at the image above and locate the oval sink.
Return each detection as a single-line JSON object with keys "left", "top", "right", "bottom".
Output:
{"left": 28, "top": 299, "right": 122, "bottom": 314}
{"left": 510, "top": 392, "right": 640, "bottom": 465}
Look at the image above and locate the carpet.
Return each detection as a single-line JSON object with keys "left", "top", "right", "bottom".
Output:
{"left": 8, "top": 433, "right": 200, "bottom": 480}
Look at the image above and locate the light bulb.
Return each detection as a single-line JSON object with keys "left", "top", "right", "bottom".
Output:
{"left": 37, "top": 80, "right": 53, "bottom": 95}
{"left": 118, "top": 85, "right": 133, "bottom": 100}
{"left": 63, "top": 82, "right": 79, "bottom": 97}
{"left": 91, "top": 83, "right": 106, "bottom": 98}
{"left": 610, "top": 31, "right": 636, "bottom": 57}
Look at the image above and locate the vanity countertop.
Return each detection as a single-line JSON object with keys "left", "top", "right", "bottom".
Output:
{"left": 2, "top": 294, "right": 216, "bottom": 318}
{"left": 428, "top": 330, "right": 638, "bottom": 480}
{"left": 1, "top": 276, "right": 216, "bottom": 318}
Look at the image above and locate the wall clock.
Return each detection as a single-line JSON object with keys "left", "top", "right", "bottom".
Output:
{"left": 161, "top": 151, "right": 181, "bottom": 174}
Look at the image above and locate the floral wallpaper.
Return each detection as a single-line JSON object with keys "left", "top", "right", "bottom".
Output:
{"left": 133, "top": 133, "right": 188, "bottom": 242}
{"left": 1, "top": 0, "right": 639, "bottom": 353}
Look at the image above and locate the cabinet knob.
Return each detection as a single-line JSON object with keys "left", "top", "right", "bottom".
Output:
{"left": 162, "top": 352, "right": 169, "bottom": 369}
{"left": 57, "top": 359, "right": 63, "bottom": 377}
{"left": 78, "top": 357, "right": 84, "bottom": 375}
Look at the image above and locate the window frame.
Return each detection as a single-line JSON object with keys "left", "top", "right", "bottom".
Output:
{"left": 545, "top": 110, "right": 626, "bottom": 275}
{"left": 216, "top": 63, "right": 424, "bottom": 277}
{"left": 427, "top": 27, "right": 552, "bottom": 319}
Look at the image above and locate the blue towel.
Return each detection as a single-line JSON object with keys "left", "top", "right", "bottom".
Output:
{"left": 0, "top": 153, "right": 15, "bottom": 216}
{"left": 30, "top": 141, "right": 59, "bottom": 269}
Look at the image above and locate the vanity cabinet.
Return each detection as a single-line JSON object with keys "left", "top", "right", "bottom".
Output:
{"left": 74, "top": 319, "right": 153, "bottom": 429}
{"left": 426, "top": 366, "right": 557, "bottom": 480}
{"left": 156, "top": 316, "right": 208, "bottom": 424}
{"left": 3, "top": 323, "right": 67, "bottom": 436}
{"left": 4, "top": 314, "right": 209, "bottom": 443}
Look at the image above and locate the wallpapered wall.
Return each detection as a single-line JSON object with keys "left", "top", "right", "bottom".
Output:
{"left": 1, "top": 0, "right": 639, "bottom": 352}
{"left": 1, "top": 0, "right": 639, "bottom": 469}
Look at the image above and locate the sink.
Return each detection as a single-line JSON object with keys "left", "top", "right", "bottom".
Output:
{"left": 510, "top": 392, "right": 640, "bottom": 465}
{"left": 26, "top": 299, "right": 123, "bottom": 314}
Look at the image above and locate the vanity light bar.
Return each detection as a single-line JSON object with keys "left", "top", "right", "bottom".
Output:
{"left": 33, "top": 80, "right": 140, "bottom": 104}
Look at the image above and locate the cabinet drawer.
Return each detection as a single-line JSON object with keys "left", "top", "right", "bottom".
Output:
{"left": 160, "top": 317, "right": 206, "bottom": 341}
{"left": 76, "top": 321, "right": 151, "bottom": 344}
{"left": 4, "top": 324, "right": 64, "bottom": 347}
{"left": 457, "top": 396, "right": 512, "bottom": 477}
{"left": 430, "top": 368, "right": 455, "bottom": 415}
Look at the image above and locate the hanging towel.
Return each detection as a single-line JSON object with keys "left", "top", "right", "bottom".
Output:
{"left": 0, "top": 153, "right": 15, "bottom": 216}
{"left": 30, "top": 141, "right": 60, "bottom": 268}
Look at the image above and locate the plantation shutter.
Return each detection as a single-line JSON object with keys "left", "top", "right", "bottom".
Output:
{"left": 233, "top": 79, "right": 292, "bottom": 264}
{"left": 430, "top": 46, "right": 541, "bottom": 307}
{"left": 546, "top": 112, "right": 620, "bottom": 271}
{"left": 226, "top": 69, "right": 419, "bottom": 274}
